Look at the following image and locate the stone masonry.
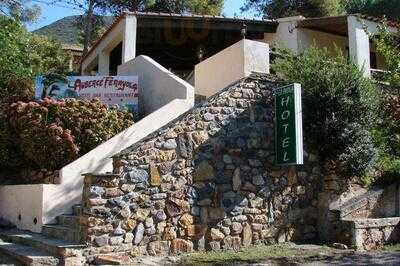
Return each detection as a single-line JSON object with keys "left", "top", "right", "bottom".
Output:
{"left": 80, "top": 74, "right": 322, "bottom": 257}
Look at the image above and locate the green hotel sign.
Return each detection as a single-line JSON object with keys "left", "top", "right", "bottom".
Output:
{"left": 274, "top": 83, "right": 304, "bottom": 165}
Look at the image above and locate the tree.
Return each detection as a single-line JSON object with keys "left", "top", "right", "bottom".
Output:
{"left": 0, "top": 0, "right": 40, "bottom": 23}
{"left": 273, "top": 46, "right": 380, "bottom": 177}
{"left": 241, "top": 0, "right": 400, "bottom": 19}
{"left": 241, "top": 0, "right": 343, "bottom": 19}
{"left": 0, "top": 16, "right": 70, "bottom": 103}
{"left": 344, "top": 0, "right": 400, "bottom": 21}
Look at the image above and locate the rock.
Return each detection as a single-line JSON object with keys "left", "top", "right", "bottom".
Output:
{"left": 145, "top": 217, "right": 154, "bottom": 228}
{"left": 196, "top": 236, "right": 206, "bottom": 251}
{"left": 179, "top": 213, "right": 194, "bottom": 228}
{"left": 209, "top": 241, "right": 221, "bottom": 251}
{"left": 242, "top": 223, "right": 252, "bottom": 247}
{"left": 154, "top": 210, "right": 167, "bottom": 222}
{"left": 113, "top": 225, "right": 126, "bottom": 236}
{"left": 177, "top": 134, "right": 193, "bottom": 158}
{"left": 332, "top": 243, "right": 348, "bottom": 250}
{"left": 123, "top": 219, "right": 136, "bottom": 231}
{"left": 120, "top": 206, "right": 131, "bottom": 218}
{"left": 198, "top": 199, "right": 212, "bottom": 206}
{"left": 223, "top": 154, "right": 233, "bottom": 164}
{"left": 222, "top": 236, "right": 241, "bottom": 250}
{"left": 121, "top": 184, "right": 135, "bottom": 192}
{"left": 248, "top": 159, "right": 262, "bottom": 167}
{"left": 109, "top": 236, "right": 124, "bottom": 246}
{"left": 90, "top": 186, "right": 105, "bottom": 198}
{"left": 251, "top": 223, "right": 263, "bottom": 231}
{"left": 287, "top": 166, "right": 297, "bottom": 185}
{"left": 163, "top": 227, "right": 177, "bottom": 240}
{"left": 136, "top": 208, "right": 150, "bottom": 221}
{"left": 171, "top": 239, "right": 194, "bottom": 254}
{"left": 94, "top": 235, "right": 109, "bottom": 247}
{"left": 94, "top": 254, "right": 132, "bottom": 265}
{"left": 186, "top": 225, "right": 207, "bottom": 239}
{"left": 243, "top": 208, "right": 261, "bottom": 215}
{"left": 146, "top": 226, "right": 157, "bottom": 235}
{"left": 231, "top": 222, "right": 243, "bottom": 235}
{"left": 203, "top": 113, "right": 214, "bottom": 121}
{"left": 151, "top": 193, "right": 167, "bottom": 200}
{"left": 252, "top": 175, "right": 265, "bottom": 186}
{"left": 166, "top": 199, "right": 190, "bottom": 217}
{"left": 220, "top": 226, "right": 230, "bottom": 236}
{"left": 149, "top": 164, "right": 161, "bottom": 187}
{"left": 89, "top": 198, "right": 107, "bottom": 206}
{"left": 193, "top": 161, "right": 214, "bottom": 181}
{"left": 147, "top": 241, "right": 170, "bottom": 256}
{"left": 208, "top": 208, "right": 227, "bottom": 221}
{"left": 232, "top": 215, "right": 247, "bottom": 222}
{"left": 129, "top": 168, "right": 149, "bottom": 183}
{"left": 249, "top": 197, "right": 263, "bottom": 208}
{"left": 242, "top": 182, "right": 257, "bottom": 192}
{"left": 134, "top": 223, "right": 145, "bottom": 245}
{"left": 124, "top": 232, "right": 134, "bottom": 243}
{"left": 192, "top": 131, "right": 209, "bottom": 146}
{"left": 295, "top": 186, "right": 306, "bottom": 195}
{"left": 232, "top": 168, "right": 241, "bottom": 191}
{"left": 162, "top": 139, "right": 177, "bottom": 150}
{"left": 191, "top": 206, "right": 200, "bottom": 216}
{"left": 209, "top": 228, "right": 225, "bottom": 241}
{"left": 105, "top": 188, "right": 124, "bottom": 197}
{"left": 157, "top": 222, "right": 167, "bottom": 234}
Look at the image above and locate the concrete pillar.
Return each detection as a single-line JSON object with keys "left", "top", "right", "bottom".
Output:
{"left": 348, "top": 16, "right": 371, "bottom": 77}
{"left": 122, "top": 15, "right": 137, "bottom": 63}
{"left": 98, "top": 51, "right": 110, "bottom": 75}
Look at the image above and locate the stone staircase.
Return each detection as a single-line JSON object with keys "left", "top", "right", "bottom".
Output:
{"left": 0, "top": 205, "right": 86, "bottom": 265}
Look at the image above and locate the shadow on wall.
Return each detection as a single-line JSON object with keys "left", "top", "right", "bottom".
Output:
{"left": 82, "top": 74, "right": 323, "bottom": 253}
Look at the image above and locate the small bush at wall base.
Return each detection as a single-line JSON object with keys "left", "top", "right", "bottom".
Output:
{"left": 0, "top": 98, "right": 133, "bottom": 179}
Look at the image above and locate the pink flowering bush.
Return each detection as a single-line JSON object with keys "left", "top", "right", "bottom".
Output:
{"left": 2, "top": 98, "right": 133, "bottom": 173}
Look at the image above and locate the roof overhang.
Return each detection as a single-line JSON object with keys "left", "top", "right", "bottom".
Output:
{"left": 82, "top": 12, "right": 278, "bottom": 63}
{"left": 297, "top": 14, "right": 399, "bottom": 37}
{"left": 297, "top": 15, "right": 349, "bottom": 36}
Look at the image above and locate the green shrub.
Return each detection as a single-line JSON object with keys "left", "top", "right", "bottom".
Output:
{"left": 0, "top": 16, "right": 70, "bottom": 104}
{"left": 273, "top": 46, "right": 380, "bottom": 177}
{"left": 2, "top": 98, "right": 133, "bottom": 172}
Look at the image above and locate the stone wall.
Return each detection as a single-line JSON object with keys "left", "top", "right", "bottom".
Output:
{"left": 342, "top": 217, "right": 400, "bottom": 250}
{"left": 80, "top": 74, "right": 322, "bottom": 256}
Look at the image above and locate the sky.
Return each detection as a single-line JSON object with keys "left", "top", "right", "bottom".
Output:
{"left": 28, "top": 0, "right": 258, "bottom": 31}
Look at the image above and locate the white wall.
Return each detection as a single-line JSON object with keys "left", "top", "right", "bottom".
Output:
{"left": 195, "top": 39, "right": 269, "bottom": 98}
{"left": 0, "top": 185, "right": 44, "bottom": 232}
{"left": 118, "top": 55, "right": 195, "bottom": 115}
{"left": 297, "top": 29, "right": 348, "bottom": 55}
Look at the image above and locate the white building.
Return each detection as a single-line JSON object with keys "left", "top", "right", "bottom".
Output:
{"left": 81, "top": 12, "right": 398, "bottom": 81}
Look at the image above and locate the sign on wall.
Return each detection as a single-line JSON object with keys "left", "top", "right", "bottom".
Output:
{"left": 274, "top": 83, "right": 304, "bottom": 165}
{"left": 35, "top": 75, "right": 139, "bottom": 114}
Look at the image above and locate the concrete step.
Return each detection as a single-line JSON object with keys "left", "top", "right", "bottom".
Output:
{"left": 72, "top": 205, "right": 83, "bottom": 216}
{"left": 0, "top": 229, "right": 85, "bottom": 258}
{"left": 41, "top": 225, "right": 82, "bottom": 244}
{"left": 57, "top": 215, "right": 80, "bottom": 230}
{"left": 0, "top": 239, "right": 60, "bottom": 266}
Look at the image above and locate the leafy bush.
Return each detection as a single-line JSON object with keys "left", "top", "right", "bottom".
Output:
{"left": 0, "top": 16, "right": 70, "bottom": 104}
{"left": 273, "top": 46, "right": 380, "bottom": 177}
{"left": 1, "top": 98, "right": 133, "bottom": 172}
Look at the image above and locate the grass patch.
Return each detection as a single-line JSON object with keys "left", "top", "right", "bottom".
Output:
{"left": 383, "top": 244, "right": 400, "bottom": 252}
{"left": 180, "top": 244, "right": 332, "bottom": 265}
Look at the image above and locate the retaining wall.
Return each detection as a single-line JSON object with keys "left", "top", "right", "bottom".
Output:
{"left": 80, "top": 74, "right": 322, "bottom": 255}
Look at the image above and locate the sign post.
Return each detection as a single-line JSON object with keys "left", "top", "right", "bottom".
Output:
{"left": 274, "top": 83, "right": 303, "bottom": 165}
